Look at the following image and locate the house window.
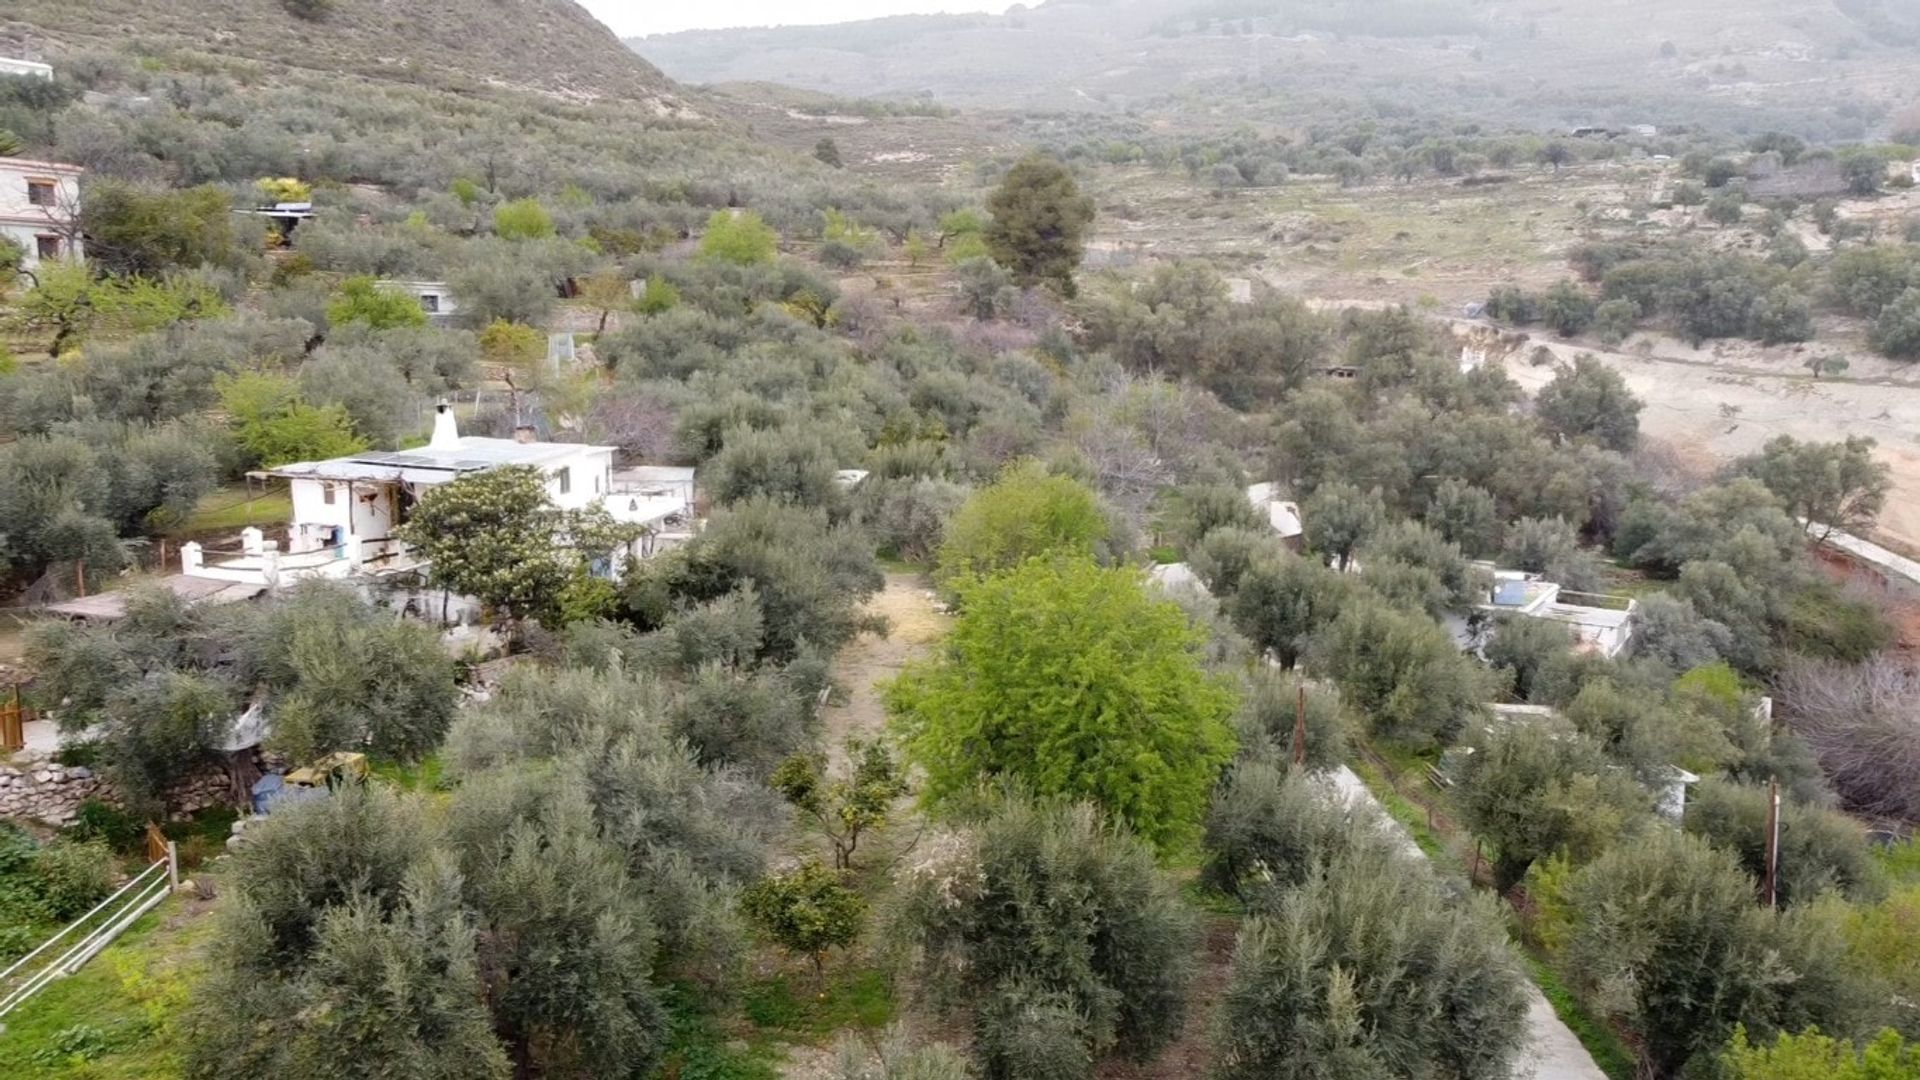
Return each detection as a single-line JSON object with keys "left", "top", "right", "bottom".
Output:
{"left": 34, "top": 235, "right": 60, "bottom": 261}
{"left": 419, "top": 293, "right": 440, "bottom": 313}
{"left": 556, "top": 467, "right": 571, "bottom": 496}
{"left": 26, "top": 180, "right": 55, "bottom": 207}
{"left": 322, "top": 483, "right": 337, "bottom": 506}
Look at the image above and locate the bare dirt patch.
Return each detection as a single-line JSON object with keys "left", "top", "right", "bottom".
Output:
{"left": 818, "top": 572, "right": 950, "bottom": 764}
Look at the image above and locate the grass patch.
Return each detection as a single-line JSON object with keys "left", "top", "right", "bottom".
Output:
{"left": 742, "top": 966, "right": 893, "bottom": 1037}
{"left": 1522, "top": 953, "right": 1638, "bottom": 1080}
{"left": 656, "top": 983, "right": 784, "bottom": 1080}
{"left": 167, "top": 483, "right": 292, "bottom": 538}
{"left": 369, "top": 753, "right": 447, "bottom": 793}
{"left": 1347, "top": 754, "right": 1462, "bottom": 876}
{"left": 0, "top": 899, "right": 209, "bottom": 1080}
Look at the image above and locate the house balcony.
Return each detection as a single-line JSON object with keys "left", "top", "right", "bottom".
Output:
{"left": 180, "top": 528, "right": 409, "bottom": 588}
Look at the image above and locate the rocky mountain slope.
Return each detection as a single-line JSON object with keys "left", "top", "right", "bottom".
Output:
{"left": 2, "top": 0, "right": 684, "bottom": 111}
{"left": 634, "top": 0, "right": 1920, "bottom": 137}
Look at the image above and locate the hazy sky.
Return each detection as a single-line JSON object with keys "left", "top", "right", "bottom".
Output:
{"left": 585, "top": 0, "right": 1006, "bottom": 37}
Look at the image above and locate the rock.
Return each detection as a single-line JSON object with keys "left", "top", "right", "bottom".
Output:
{"left": 173, "top": 880, "right": 196, "bottom": 895}
{"left": 32, "top": 770, "right": 51, "bottom": 784}
{"left": 67, "top": 766, "right": 91, "bottom": 780}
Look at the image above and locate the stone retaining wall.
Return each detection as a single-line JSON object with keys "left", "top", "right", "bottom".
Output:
{"left": 0, "top": 751, "right": 243, "bottom": 826}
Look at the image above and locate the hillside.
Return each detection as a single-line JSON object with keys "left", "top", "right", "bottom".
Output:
{"left": 634, "top": 0, "right": 1920, "bottom": 138}
{"left": 1, "top": 0, "right": 684, "bottom": 110}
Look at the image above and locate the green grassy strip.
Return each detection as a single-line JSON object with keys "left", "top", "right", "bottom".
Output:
{"left": 1523, "top": 954, "right": 1638, "bottom": 1080}
{"left": 1347, "top": 755, "right": 1462, "bottom": 876}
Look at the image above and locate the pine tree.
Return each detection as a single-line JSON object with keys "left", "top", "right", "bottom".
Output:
{"left": 983, "top": 155, "right": 1095, "bottom": 294}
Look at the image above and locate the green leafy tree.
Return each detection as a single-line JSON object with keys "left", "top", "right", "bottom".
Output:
{"left": 1302, "top": 481, "right": 1385, "bottom": 570}
{"left": 1309, "top": 598, "right": 1491, "bottom": 747}
{"left": 770, "top": 738, "right": 908, "bottom": 871}
{"left": 491, "top": 197, "right": 555, "bottom": 241}
{"left": 634, "top": 276, "right": 679, "bottom": 315}
{"left": 1723, "top": 1027, "right": 1920, "bottom": 1080}
{"left": 327, "top": 274, "right": 428, "bottom": 330}
{"left": 742, "top": 860, "right": 866, "bottom": 985}
{"left": 699, "top": 210, "right": 779, "bottom": 265}
{"left": 1735, "top": 435, "right": 1891, "bottom": 540}
{"left": 1839, "top": 148, "right": 1885, "bottom": 196}
{"left": 935, "top": 462, "right": 1108, "bottom": 584}
{"left": 218, "top": 371, "right": 365, "bottom": 468}
{"left": 814, "top": 137, "right": 844, "bottom": 168}
{"left": 397, "top": 465, "right": 632, "bottom": 626}
{"left": 79, "top": 181, "right": 237, "bottom": 276}
{"left": 1682, "top": 778, "right": 1882, "bottom": 907}
{"left": 1564, "top": 830, "right": 1871, "bottom": 1078}
{"left": 889, "top": 557, "right": 1236, "bottom": 850}
{"left": 1456, "top": 723, "right": 1650, "bottom": 890}
{"left": 983, "top": 155, "right": 1096, "bottom": 294}
{"left": 578, "top": 269, "right": 631, "bottom": 334}
{"left": 1534, "top": 354, "right": 1642, "bottom": 451}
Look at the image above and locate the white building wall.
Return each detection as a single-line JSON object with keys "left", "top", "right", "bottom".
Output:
{"left": 288, "top": 478, "right": 399, "bottom": 550}
{"left": 0, "top": 58, "right": 53, "bottom": 80}
{"left": 0, "top": 160, "right": 83, "bottom": 271}
{"left": 546, "top": 449, "right": 614, "bottom": 511}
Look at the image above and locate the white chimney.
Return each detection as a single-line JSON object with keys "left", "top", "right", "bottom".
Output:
{"left": 429, "top": 400, "right": 459, "bottom": 450}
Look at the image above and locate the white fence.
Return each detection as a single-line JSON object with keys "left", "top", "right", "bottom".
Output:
{"left": 0, "top": 842, "right": 177, "bottom": 1023}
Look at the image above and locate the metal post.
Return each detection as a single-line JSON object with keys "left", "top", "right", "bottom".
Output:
{"left": 1762, "top": 776, "right": 1780, "bottom": 909}
{"left": 1291, "top": 682, "right": 1307, "bottom": 768}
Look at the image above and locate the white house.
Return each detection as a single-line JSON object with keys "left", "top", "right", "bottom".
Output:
{"left": 1452, "top": 566, "right": 1640, "bottom": 659}
{"left": 0, "top": 58, "right": 53, "bottom": 80}
{"left": 181, "top": 404, "right": 693, "bottom": 601}
{"left": 1245, "top": 482, "right": 1305, "bottom": 548}
{"left": 376, "top": 279, "right": 457, "bottom": 325}
{"left": 0, "top": 158, "right": 83, "bottom": 271}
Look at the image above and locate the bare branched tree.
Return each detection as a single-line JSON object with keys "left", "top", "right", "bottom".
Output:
{"left": 1775, "top": 656, "right": 1920, "bottom": 822}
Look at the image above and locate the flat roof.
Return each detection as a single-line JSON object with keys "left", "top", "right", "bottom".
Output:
{"left": 263, "top": 437, "right": 616, "bottom": 481}
{"left": 41, "top": 575, "right": 263, "bottom": 620}
{"left": 0, "top": 157, "right": 83, "bottom": 174}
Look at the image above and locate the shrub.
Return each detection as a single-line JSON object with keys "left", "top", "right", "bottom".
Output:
{"left": 894, "top": 795, "right": 1195, "bottom": 1073}
{"left": 1201, "top": 760, "right": 1355, "bottom": 897}
{"left": 30, "top": 839, "right": 116, "bottom": 921}
{"left": 935, "top": 462, "right": 1109, "bottom": 585}
{"left": 491, "top": 198, "right": 555, "bottom": 241}
{"left": 742, "top": 860, "right": 866, "bottom": 983}
{"left": 699, "top": 210, "right": 779, "bottom": 266}
{"left": 1215, "top": 838, "right": 1530, "bottom": 1079}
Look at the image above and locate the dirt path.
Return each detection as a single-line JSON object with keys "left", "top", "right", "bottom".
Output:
{"left": 816, "top": 572, "right": 950, "bottom": 765}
